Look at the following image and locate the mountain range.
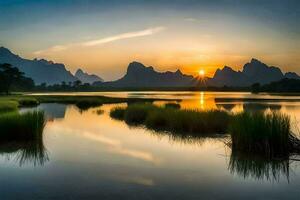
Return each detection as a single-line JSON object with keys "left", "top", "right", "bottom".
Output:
{"left": 94, "top": 61, "right": 197, "bottom": 87}
{"left": 1, "top": 47, "right": 299, "bottom": 87}
{"left": 94, "top": 59, "right": 300, "bottom": 88}
{"left": 0, "top": 47, "right": 103, "bottom": 85}
{"left": 207, "top": 58, "right": 300, "bottom": 87}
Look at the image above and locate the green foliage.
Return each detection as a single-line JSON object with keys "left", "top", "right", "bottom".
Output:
{"left": 0, "top": 100, "right": 18, "bottom": 113}
{"left": 0, "top": 111, "right": 45, "bottom": 141}
{"left": 17, "top": 98, "right": 39, "bottom": 107}
{"left": 110, "top": 103, "right": 230, "bottom": 134}
{"left": 0, "top": 63, "right": 34, "bottom": 94}
{"left": 124, "top": 103, "right": 156, "bottom": 124}
{"left": 145, "top": 108, "right": 230, "bottom": 134}
{"left": 251, "top": 83, "right": 261, "bottom": 93}
{"left": 229, "top": 111, "right": 291, "bottom": 157}
{"left": 260, "top": 78, "right": 300, "bottom": 92}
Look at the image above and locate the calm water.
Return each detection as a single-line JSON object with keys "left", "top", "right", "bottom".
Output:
{"left": 2, "top": 92, "right": 300, "bottom": 199}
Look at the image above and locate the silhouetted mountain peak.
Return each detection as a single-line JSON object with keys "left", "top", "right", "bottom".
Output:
{"left": 0, "top": 47, "right": 20, "bottom": 59}
{"left": 94, "top": 61, "right": 195, "bottom": 87}
{"left": 285, "top": 72, "right": 300, "bottom": 79}
{"left": 0, "top": 47, "right": 11, "bottom": 54}
{"left": 75, "top": 68, "right": 103, "bottom": 84}
{"left": 0, "top": 47, "right": 77, "bottom": 84}
{"left": 175, "top": 69, "right": 183, "bottom": 75}
{"left": 250, "top": 58, "right": 263, "bottom": 65}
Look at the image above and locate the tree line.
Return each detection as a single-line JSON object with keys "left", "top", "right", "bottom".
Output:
{"left": 0, "top": 63, "right": 34, "bottom": 94}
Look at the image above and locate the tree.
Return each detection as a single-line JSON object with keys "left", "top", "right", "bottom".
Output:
{"left": 251, "top": 83, "right": 261, "bottom": 93}
{"left": 73, "top": 80, "right": 82, "bottom": 87}
{"left": 0, "top": 63, "right": 34, "bottom": 94}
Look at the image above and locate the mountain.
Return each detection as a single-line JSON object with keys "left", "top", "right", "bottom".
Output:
{"left": 284, "top": 72, "right": 300, "bottom": 79}
{"left": 242, "top": 58, "right": 284, "bottom": 84}
{"left": 94, "top": 61, "right": 196, "bottom": 87}
{"left": 208, "top": 58, "right": 299, "bottom": 87}
{"left": 0, "top": 47, "right": 77, "bottom": 85}
{"left": 75, "top": 69, "right": 103, "bottom": 84}
{"left": 208, "top": 66, "right": 250, "bottom": 87}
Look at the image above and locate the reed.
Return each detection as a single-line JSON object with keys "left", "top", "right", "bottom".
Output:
{"left": 229, "top": 111, "right": 291, "bottom": 157}
{"left": 0, "top": 100, "right": 18, "bottom": 113}
{"left": 0, "top": 111, "right": 45, "bottom": 141}
{"left": 110, "top": 103, "right": 230, "bottom": 134}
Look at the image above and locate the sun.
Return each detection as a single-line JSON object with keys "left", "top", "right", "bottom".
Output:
{"left": 198, "top": 69, "right": 205, "bottom": 77}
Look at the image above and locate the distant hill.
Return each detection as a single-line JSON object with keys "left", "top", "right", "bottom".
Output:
{"left": 75, "top": 69, "right": 103, "bottom": 84}
{"left": 0, "top": 47, "right": 77, "bottom": 85}
{"left": 260, "top": 78, "right": 300, "bottom": 92}
{"left": 94, "top": 61, "right": 196, "bottom": 87}
{"left": 208, "top": 58, "right": 300, "bottom": 87}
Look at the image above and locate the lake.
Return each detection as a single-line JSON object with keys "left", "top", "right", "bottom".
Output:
{"left": 2, "top": 92, "right": 300, "bottom": 199}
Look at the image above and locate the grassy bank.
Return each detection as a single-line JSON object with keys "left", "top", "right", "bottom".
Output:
{"left": 0, "top": 111, "right": 45, "bottom": 141}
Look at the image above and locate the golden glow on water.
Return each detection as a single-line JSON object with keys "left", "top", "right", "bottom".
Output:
{"left": 1, "top": 92, "right": 300, "bottom": 198}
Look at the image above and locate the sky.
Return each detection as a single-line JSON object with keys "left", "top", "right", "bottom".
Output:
{"left": 0, "top": 0, "right": 299, "bottom": 81}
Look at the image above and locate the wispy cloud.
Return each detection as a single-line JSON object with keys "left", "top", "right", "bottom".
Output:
{"left": 33, "top": 26, "right": 166, "bottom": 55}
{"left": 184, "top": 18, "right": 198, "bottom": 22}
{"left": 83, "top": 26, "right": 165, "bottom": 46}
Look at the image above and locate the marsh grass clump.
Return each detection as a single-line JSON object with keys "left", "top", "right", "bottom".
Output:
{"left": 0, "top": 101, "right": 18, "bottom": 113}
{"left": 124, "top": 103, "right": 156, "bottom": 124}
{"left": 110, "top": 103, "right": 230, "bottom": 134}
{"left": 0, "top": 111, "right": 45, "bottom": 141}
{"left": 110, "top": 107, "right": 126, "bottom": 120}
{"left": 229, "top": 111, "right": 291, "bottom": 158}
{"left": 17, "top": 98, "right": 39, "bottom": 107}
{"left": 145, "top": 109, "right": 230, "bottom": 134}
{"left": 165, "top": 103, "right": 181, "bottom": 109}
{"left": 75, "top": 100, "right": 103, "bottom": 110}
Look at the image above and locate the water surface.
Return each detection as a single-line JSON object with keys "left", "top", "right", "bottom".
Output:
{"left": 1, "top": 92, "right": 300, "bottom": 199}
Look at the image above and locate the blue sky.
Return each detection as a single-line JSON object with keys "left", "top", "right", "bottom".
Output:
{"left": 0, "top": 0, "right": 299, "bottom": 80}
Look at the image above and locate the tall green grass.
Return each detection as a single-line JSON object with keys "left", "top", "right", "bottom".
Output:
{"left": 229, "top": 111, "right": 291, "bottom": 157}
{"left": 145, "top": 108, "right": 230, "bottom": 134}
{"left": 110, "top": 103, "right": 230, "bottom": 134}
{"left": 0, "top": 111, "right": 45, "bottom": 141}
{"left": 17, "top": 98, "right": 39, "bottom": 107}
{"left": 0, "top": 101, "right": 18, "bottom": 113}
{"left": 124, "top": 103, "right": 156, "bottom": 124}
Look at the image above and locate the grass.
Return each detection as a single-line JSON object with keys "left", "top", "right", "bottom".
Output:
{"left": 110, "top": 103, "right": 300, "bottom": 157}
{"left": 164, "top": 102, "right": 181, "bottom": 109}
{"left": 110, "top": 107, "right": 126, "bottom": 120}
{"left": 75, "top": 99, "right": 103, "bottom": 110}
{"left": 110, "top": 103, "right": 231, "bottom": 134}
{"left": 124, "top": 103, "right": 156, "bottom": 124}
{"left": 229, "top": 111, "right": 291, "bottom": 158}
{"left": 0, "top": 100, "right": 18, "bottom": 113}
{"left": 17, "top": 98, "right": 40, "bottom": 107}
{"left": 0, "top": 111, "right": 45, "bottom": 141}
